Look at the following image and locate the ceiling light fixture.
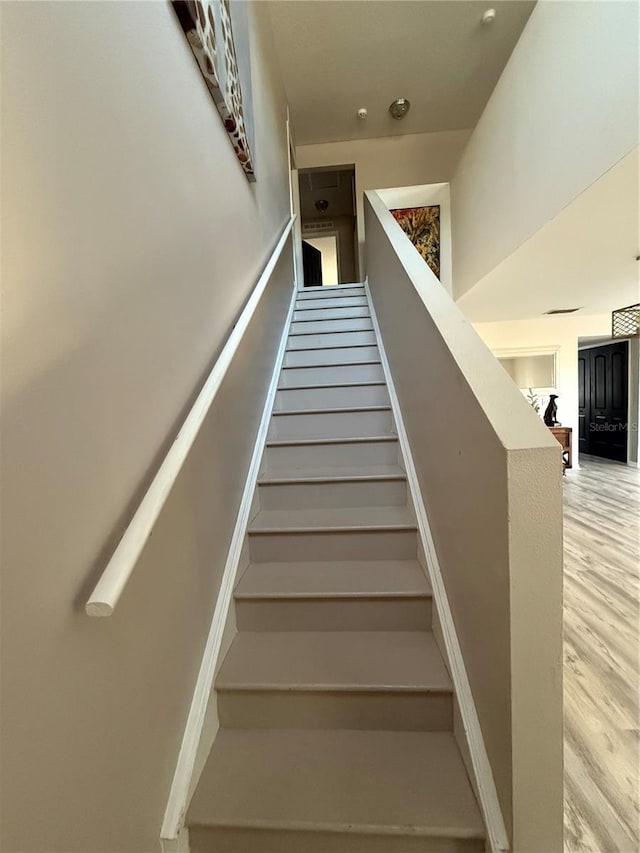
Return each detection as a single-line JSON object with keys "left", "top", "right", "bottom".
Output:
{"left": 315, "top": 199, "right": 329, "bottom": 212}
{"left": 357, "top": 108, "right": 368, "bottom": 119}
{"left": 482, "top": 8, "right": 496, "bottom": 25}
{"left": 389, "top": 98, "right": 410, "bottom": 120}
{"left": 544, "top": 308, "right": 581, "bottom": 315}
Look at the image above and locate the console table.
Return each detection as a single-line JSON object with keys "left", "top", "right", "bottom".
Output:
{"left": 549, "top": 426, "right": 572, "bottom": 473}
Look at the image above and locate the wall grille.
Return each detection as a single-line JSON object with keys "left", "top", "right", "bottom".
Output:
{"left": 612, "top": 303, "right": 640, "bottom": 339}
{"left": 302, "top": 221, "right": 335, "bottom": 232}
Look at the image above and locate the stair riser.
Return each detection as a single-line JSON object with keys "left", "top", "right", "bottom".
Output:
{"left": 257, "top": 479, "right": 406, "bottom": 510}
{"left": 283, "top": 346, "right": 379, "bottom": 367}
{"left": 294, "top": 296, "right": 368, "bottom": 311}
{"left": 235, "top": 596, "right": 432, "bottom": 632}
{"left": 261, "top": 440, "right": 400, "bottom": 471}
{"left": 287, "top": 330, "right": 376, "bottom": 350}
{"left": 190, "top": 827, "right": 485, "bottom": 853}
{"left": 268, "top": 409, "right": 394, "bottom": 440}
{"left": 274, "top": 384, "right": 389, "bottom": 410}
{"left": 217, "top": 690, "right": 452, "bottom": 732}
{"left": 297, "top": 285, "right": 364, "bottom": 300}
{"left": 293, "top": 306, "right": 370, "bottom": 321}
{"left": 279, "top": 363, "right": 384, "bottom": 387}
{"left": 290, "top": 318, "right": 373, "bottom": 336}
{"left": 249, "top": 529, "right": 417, "bottom": 562}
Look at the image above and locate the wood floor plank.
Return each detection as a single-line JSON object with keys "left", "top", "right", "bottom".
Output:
{"left": 563, "top": 455, "right": 640, "bottom": 852}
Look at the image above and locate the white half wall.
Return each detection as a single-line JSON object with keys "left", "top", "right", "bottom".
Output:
{"left": 451, "top": 0, "right": 640, "bottom": 299}
{"left": 297, "top": 129, "right": 471, "bottom": 275}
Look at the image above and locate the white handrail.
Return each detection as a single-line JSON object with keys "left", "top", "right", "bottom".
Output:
{"left": 86, "top": 217, "right": 295, "bottom": 617}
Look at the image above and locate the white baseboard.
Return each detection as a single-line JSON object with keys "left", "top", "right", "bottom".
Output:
{"left": 364, "top": 281, "right": 510, "bottom": 853}
{"left": 160, "top": 281, "right": 298, "bottom": 845}
{"left": 628, "top": 460, "right": 639, "bottom": 468}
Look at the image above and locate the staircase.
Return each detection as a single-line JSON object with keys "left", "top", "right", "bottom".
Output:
{"left": 187, "top": 283, "right": 486, "bottom": 852}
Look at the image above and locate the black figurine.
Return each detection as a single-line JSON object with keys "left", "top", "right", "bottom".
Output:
{"left": 543, "top": 394, "right": 559, "bottom": 427}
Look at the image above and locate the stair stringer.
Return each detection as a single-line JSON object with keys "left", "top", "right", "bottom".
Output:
{"left": 364, "top": 280, "right": 510, "bottom": 853}
{"left": 159, "top": 280, "right": 299, "bottom": 850}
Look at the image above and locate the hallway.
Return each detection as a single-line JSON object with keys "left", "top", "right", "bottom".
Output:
{"left": 563, "top": 456, "right": 640, "bottom": 851}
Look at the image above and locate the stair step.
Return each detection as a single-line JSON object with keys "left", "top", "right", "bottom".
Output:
{"left": 248, "top": 506, "right": 417, "bottom": 563}
{"left": 290, "top": 319, "right": 374, "bottom": 336}
{"left": 249, "top": 505, "right": 415, "bottom": 533}
{"left": 274, "top": 382, "right": 389, "bottom": 410}
{"left": 279, "top": 362, "right": 384, "bottom": 386}
{"left": 216, "top": 631, "right": 452, "bottom": 730}
{"left": 187, "top": 729, "right": 485, "bottom": 852}
{"left": 297, "top": 284, "right": 365, "bottom": 297}
{"left": 234, "top": 559, "right": 431, "bottom": 633}
{"left": 262, "top": 435, "right": 400, "bottom": 471}
{"left": 235, "top": 559, "right": 432, "bottom": 630}
{"left": 293, "top": 305, "right": 370, "bottom": 322}
{"left": 257, "top": 471, "right": 406, "bottom": 510}
{"left": 287, "top": 330, "right": 376, "bottom": 350}
{"left": 283, "top": 345, "right": 379, "bottom": 366}
{"left": 294, "top": 296, "right": 368, "bottom": 311}
{"left": 268, "top": 406, "right": 394, "bottom": 440}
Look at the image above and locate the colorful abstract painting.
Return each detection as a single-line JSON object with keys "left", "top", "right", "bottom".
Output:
{"left": 390, "top": 206, "right": 440, "bottom": 279}
{"left": 173, "top": 0, "right": 255, "bottom": 181}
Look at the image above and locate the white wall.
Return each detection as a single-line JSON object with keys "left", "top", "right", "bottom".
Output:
{"left": 451, "top": 0, "right": 640, "bottom": 299}
{"left": 475, "top": 314, "right": 612, "bottom": 465}
{"left": 297, "top": 129, "right": 471, "bottom": 275}
{"left": 0, "top": 1, "right": 290, "bottom": 850}
{"left": 377, "top": 183, "right": 452, "bottom": 296}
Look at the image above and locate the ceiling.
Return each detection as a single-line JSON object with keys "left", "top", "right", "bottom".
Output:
{"left": 267, "top": 0, "right": 536, "bottom": 145}
{"left": 457, "top": 149, "right": 640, "bottom": 323}
{"left": 299, "top": 167, "right": 356, "bottom": 220}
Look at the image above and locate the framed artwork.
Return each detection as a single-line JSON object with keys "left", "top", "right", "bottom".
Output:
{"left": 172, "top": 0, "right": 255, "bottom": 181}
{"left": 390, "top": 206, "right": 440, "bottom": 279}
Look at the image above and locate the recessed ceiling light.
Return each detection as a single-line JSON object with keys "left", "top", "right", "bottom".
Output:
{"left": 481, "top": 8, "right": 496, "bottom": 25}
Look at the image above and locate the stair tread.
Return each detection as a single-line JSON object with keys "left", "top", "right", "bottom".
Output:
{"left": 188, "top": 728, "right": 484, "bottom": 838}
{"left": 277, "top": 380, "right": 385, "bottom": 391}
{"left": 249, "top": 506, "right": 415, "bottom": 533}
{"left": 259, "top": 464, "right": 405, "bottom": 483}
{"left": 272, "top": 404, "right": 391, "bottom": 416}
{"left": 266, "top": 435, "right": 398, "bottom": 447}
{"left": 235, "top": 560, "right": 430, "bottom": 599}
{"left": 217, "top": 631, "right": 450, "bottom": 692}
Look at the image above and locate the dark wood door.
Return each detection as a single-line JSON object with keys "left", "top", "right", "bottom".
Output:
{"left": 578, "top": 351, "right": 590, "bottom": 454}
{"left": 580, "top": 341, "right": 629, "bottom": 462}
{"left": 302, "top": 240, "right": 323, "bottom": 287}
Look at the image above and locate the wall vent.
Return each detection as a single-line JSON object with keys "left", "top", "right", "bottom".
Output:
{"left": 543, "top": 308, "right": 581, "bottom": 315}
{"left": 303, "top": 220, "right": 335, "bottom": 232}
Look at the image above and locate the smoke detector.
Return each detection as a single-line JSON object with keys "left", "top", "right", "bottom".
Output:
{"left": 389, "top": 98, "right": 410, "bottom": 120}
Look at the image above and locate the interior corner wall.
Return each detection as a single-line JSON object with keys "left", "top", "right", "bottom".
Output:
{"left": 473, "top": 314, "right": 612, "bottom": 466}
{"left": 296, "top": 129, "right": 471, "bottom": 276}
{"left": 0, "top": 1, "right": 290, "bottom": 850}
{"left": 451, "top": 0, "right": 640, "bottom": 300}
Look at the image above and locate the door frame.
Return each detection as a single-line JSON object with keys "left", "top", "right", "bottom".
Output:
{"left": 286, "top": 110, "right": 305, "bottom": 290}
{"left": 300, "top": 229, "right": 342, "bottom": 286}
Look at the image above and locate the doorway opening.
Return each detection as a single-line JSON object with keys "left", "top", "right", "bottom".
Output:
{"left": 298, "top": 164, "right": 357, "bottom": 287}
